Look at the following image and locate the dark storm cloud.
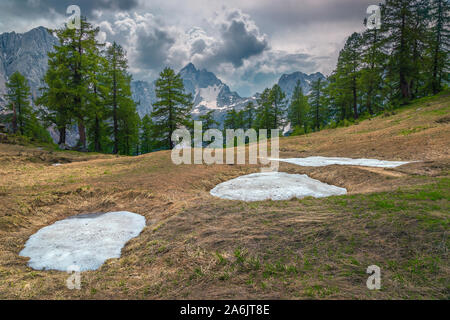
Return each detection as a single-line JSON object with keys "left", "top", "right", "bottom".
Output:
{"left": 134, "top": 28, "right": 175, "bottom": 69}
{"left": 1, "top": 0, "right": 138, "bottom": 18}
{"left": 216, "top": 19, "right": 268, "bottom": 67}
{"left": 193, "top": 9, "right": 268, "bottom": 70}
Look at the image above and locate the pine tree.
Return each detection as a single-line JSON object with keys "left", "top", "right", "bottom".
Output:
{"left": 409, "top": 0, "right": 431, "bottom": 98}
{"left": 104, "top": 42, "right": 134, "bottom": 154}
{"left": 255, "top": 88, "right": 274, "bottom": 133}
{"left": 269, "top": 84, "right": 287, "bottom": 129}
{"left": 86, "top": 46, "right": 109, "bottom": 152}
{"left": 151, "top": 67, "right": 193, "bottom": 149}
{"left": 38, "top": 34, "right": 72, "bottom": 145}
{"left": 308, "top": 78, "right": 328, "bottom": 130}
{"left": 429, "top": 0, "right": 449, "bottom": 94}
{"left": 242, "top": 101, "right": 256, "bottom": 130}
{"left": 288, "top": 80, "right": 309, "bottom": 131}
{"left": 41, "top": 18, "right": 100, "bottom": 149}
{"left": 117, "top": 98, "right": 140, "bottom": 155}
{"left": 224, "top": 108, "right": 245, "bottom": 130}
{"left": 140, "top": 114, "right": 154, "bottom": 154}
{"left": 5, "top": 71, "right": 32, "bottom": 135}
{"left": 381, "top": 0, "right": 421, "bottom": 102}
{"left": 360, "top": 26, "right": 386, "bottom": 115}
{"left": 339, "top": 33, "right": 363, "bottom": 119}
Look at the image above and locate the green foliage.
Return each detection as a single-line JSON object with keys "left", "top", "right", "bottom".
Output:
{"left": 38, "top": 18, "right": 139, "bottom": 155}
{"left": 288, "top": 81, "right": 309, "bottom": 131}
{"left": 140, "top": 115, "right": 155, "bottom": 154}
{"left": 24, "top": 113, "right": 53, "bottom": 144}
{"left": 151, "top": 67, "right": 193, "bottom": 150}
{"left": 224, "top": 108, "right": 245, "bottom": 130}
{"left": 5, "top": 71, "right": 32, "bottom": 135}
{"left": 308, "top": 78, "right": 328, "bottom": 130}
{"left": 242, "top": 102, "right": 256, "bottom": 130}
{"left": 254, "top": 85, "right": 286, "bottom": 136}
{"left": 308, "top": 0, "right": 448, "bottom": 134}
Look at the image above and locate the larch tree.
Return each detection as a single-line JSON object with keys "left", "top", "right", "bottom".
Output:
{"left": 151, "top": 67, "right": 193, "bottom": 150}
{"left": 5, "top": 71, "right": 32, "bottom": 135}
{"left": 308, "top": 78, "right": 328, "bottom": 130}
{"left": 288, "top": 80, "right": 309, "bottom": 131}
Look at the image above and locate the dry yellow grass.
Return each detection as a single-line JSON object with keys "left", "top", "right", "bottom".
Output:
{"left": 0, "top": 92, "right": 448, "bottom": 299}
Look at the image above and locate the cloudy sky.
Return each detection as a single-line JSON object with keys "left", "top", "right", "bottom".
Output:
{"left": 0, "top": 0, "right": 375, "bottom": 96}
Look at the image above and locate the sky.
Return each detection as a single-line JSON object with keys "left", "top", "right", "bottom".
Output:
{"left": 0, "top": 0, "right": 375, "bottom": 96}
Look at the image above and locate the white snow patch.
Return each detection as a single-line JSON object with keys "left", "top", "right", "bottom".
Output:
{"left": 271, "top": 156, "right": 411, "bottom": 168}
{"left": 210, "top": 172, "right": 346, "bottom": 202}
{"left": 19, "top": 211, "right": 146, "bottom": 271}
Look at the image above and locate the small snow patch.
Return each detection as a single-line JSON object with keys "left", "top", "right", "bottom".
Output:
{"left": 210, "top": 172, "right": 346, "bottom": 201}
{"left": 271, "top": 156, "right": 411, "bottom": 168}
{"left": 19, "top": 211, "right": 146, "bottom": 271}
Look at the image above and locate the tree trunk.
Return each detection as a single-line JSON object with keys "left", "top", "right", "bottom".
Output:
{"left": 352, "top": 78, "right": 358, "bottom": 119}
{"left": 113, "top": 69, "right": 119, "bottom": 154}
{"left": 58, "top": 126, "right": 66, "bottom": 145}
{"left": 11, "top": 102, "right": 17, "bottom": 134}
{"left": 399, "top": 9, "right": 411, "bottom": 102}
{"left": 78, "top": 120, "right": 87, "bottom": 151}
{"left": 94, "top": 115, "right": 101, "bottom": 152}
{"left": 432, "top": 0, "right": 443, "bottom": 94}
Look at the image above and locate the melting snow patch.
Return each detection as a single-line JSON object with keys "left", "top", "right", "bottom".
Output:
{"left": 271, "top": 156, "right": 411, "bottom": 168}
{"left": 210, "top": 172, "right": 346, "bottom": 202}
{"left": 19, "top": 211, "right": 146, "bottom": 271}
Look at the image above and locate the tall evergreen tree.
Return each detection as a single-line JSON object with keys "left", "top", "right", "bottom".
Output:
{"left": 151, "top": 67, "right": 193, "bottom": 149}
{"left": 381, "top": 0, "right": 421, "bottom": 102}
{"left": 105, "top": 42, "right": 134, "bottom": 154}
{"left": 86, "top": 45, "right": 109, "bottom": 152}
{"left": 428, "top": 0, "right": 449, "bottom": 94}
{"left": 224, "top": 108, "right": 244, "bottom": 130}
{"left": 360, "top": 26, "right": 386, "bottom": 115}
{"left": 40, "top": 18, "right": 100, "bottom": 149}
{"left": 255, "top": 88, "right": 274, "bottom": 133}
{"left": 288, "top": 80, "right": 309, "bottom": 130}
{"left": 140, "top": 114, "right": 155, "bottom": 154}
{"left": 242, "top": 101, "right": 256, "bottom": 130}
{"left": 5, "top": 72, "right": 32, "bottom": 135}
{"left": 269, "top": 84, "right": 287, "bottom": 129}
{"left": 339, "top": 33, "right": 363, "bottom": 119}
{"left": 116, "top": 98, "right": 140, "bottom": 155}
{"left": 308, "top": 78, "right": 328, "bottom": 130}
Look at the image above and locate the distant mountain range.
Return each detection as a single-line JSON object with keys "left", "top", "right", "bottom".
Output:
{"left": 132, "top": 62, "right": 325, "bottom": 125}
{"left": 0, "top": 26, "right": 325, "bottom": 141}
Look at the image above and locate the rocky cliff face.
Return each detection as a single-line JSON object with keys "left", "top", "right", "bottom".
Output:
{"left": 0, "top": 26, "right": 58, "bottom": 110}
{"left": 131, "top": 80, "right": 156, "bottom": 118}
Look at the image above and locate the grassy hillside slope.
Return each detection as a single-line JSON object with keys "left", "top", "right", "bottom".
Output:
{"left": 0, "top": 92, "right": 448, "bottom": 299}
